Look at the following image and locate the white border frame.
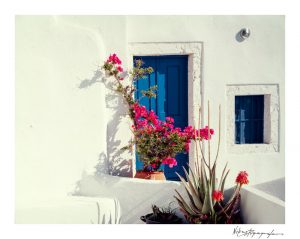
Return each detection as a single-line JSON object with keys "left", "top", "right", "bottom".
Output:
{"left": 226, "top": 84, "right": 280, "bottom": 154}
{"left": 127, "top": 42, "right": 203, "bottom": 174}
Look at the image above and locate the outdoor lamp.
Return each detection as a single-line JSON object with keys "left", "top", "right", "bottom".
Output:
{"left": 239, "top": 28, "right": 251, "bottom": 39}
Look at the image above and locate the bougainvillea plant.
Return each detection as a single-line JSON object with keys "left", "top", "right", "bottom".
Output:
{"left": 174, "top": 103, "right": 249, "bottom": 224}
{"left": 131, "top": 103, "right": 214, "bottom": 171}
{"left": 101, "top": 54, "right": 213, "bottom": 171}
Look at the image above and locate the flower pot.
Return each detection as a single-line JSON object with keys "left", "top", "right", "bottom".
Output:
{"left": 134, "top": 171, "right": 166, "bottom": 180}
{"left": 140, "top": 213, "right": 182, "bottom": 224}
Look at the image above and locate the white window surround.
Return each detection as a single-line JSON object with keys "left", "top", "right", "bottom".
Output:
{"left": 127, "top": 42, "right": 203, "bottom": 173}
{"left": 226, "top": 84, "right": 280, "bottom": 154}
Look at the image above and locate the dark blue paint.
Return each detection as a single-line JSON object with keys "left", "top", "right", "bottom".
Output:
{"left": 134, "top": 55, "right": 188, "bottom": 181}
{"left": 235, "top": 95, "right": 264, "bottom": 144}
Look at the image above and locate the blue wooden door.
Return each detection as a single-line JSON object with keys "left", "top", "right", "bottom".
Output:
{"left": 134, "top": 55, "right": 188, "bottom": 181}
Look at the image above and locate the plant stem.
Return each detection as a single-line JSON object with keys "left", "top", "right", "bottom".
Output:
{"left": 194, "top": 123, "right": 200, "bottom": 176}
{"left": 213, "top": 105, "right": 221, "bottom": 166}
{"left": 208, "top": 101, "right": 211, "bottom": 173}
{"left": 198, "top": 140, "right": 209, "bottom": 169}
{"left": 197, "top": 106, "right": 201, "bottom": 175}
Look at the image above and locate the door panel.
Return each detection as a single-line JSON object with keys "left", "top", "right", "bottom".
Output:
{"left": 134, "top": 55, "right": 188, "bottom": 180}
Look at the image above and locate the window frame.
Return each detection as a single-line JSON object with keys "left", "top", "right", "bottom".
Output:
{"left": 226, "top": 84, "right": 279, "bottom": 154}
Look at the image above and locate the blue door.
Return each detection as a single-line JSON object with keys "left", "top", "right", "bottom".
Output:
{"left": 134, "top": 55, "right": 188, "bottom": 181}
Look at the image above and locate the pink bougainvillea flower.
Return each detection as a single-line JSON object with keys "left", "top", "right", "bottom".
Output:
{"left": 140, "top": 106, "right": 148, "bottom": 118}
{"left": 183, "top": 125, "right": 196, "bottom": 139}
{"left": 173, "top": 127, "right": 181, "bottom": 133}
{"left": 151, "top": 163, "right": 157, "bottom": 169}
{"left": 117, "top": 66, "right": 123, "bottom": 72}
{"left": 184, "top": 143, "right": 190, "bottom": 152}
{"left": 162, "top": 157, "right": 177, "bottom": 168}
{"left": 107, "top": 53, "right": 122, "bottom": 65}
{"left": 199, "top": 126, "right": 214, "bottom": 140}
{"left": 163, "top": 122, "right": 174, "bottom": 129}
{"left": 147, "top": 110, "right": 158, "bottom": 125}
{"left": 165, "top": 116, "right": 174, "bottom": 124}
{"left": 155, "top": 125, "right": 164, "bottom": 132}
{"left": 212, "top": 190, "right": 224, "bottom": 202}
{"left": 132, "top": 103, "right": 148, "bottom": 120}
{"left": 235, "top": 171, "right": 249, "bottom": 185}
{"left": 136, "top": 119, "right": 148, "bottom": 128}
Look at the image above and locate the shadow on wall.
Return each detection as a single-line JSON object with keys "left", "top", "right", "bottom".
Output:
{"left": 78, "top": 69, "right": 132, "bottom": 177}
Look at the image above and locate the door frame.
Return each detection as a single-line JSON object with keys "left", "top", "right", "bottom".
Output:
{"left": 127, "top": 42, "right": 203, "bottom": 175}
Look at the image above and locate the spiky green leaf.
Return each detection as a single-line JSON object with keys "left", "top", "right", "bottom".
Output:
{"left": 220, "top": 169, "right": 230, "bottom": 193}
{"left": 182, "top": 168, "right": 203, "bottom": 210}
{"left": 174, "top": 191, "right": 196, "bottom": 216}
{"left": 211, "top": 163, "right": 217, "bottom": 192}
{"left": 176, "top": 172, "right": 203, "bottom": 210}
{"left": 218, "top": 163, "right": 228, "bottom": 191}
{"left": 201, "top": 186, "right": 211, "bottom": 214}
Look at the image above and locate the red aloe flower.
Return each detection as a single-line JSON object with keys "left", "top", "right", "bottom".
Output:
{"left": 235, "top": 171, "right": 249, "bottom": 185}
{"left": 212, "top": 190, "right": 224, "bottom": 202}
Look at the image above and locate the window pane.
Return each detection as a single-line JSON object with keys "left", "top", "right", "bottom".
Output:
{"left": 239, "top": 96, "right": 252, "bottom": 120}
{"left": 235, "top": 95, "right": 264, "bottom": 144}
{"left": 243, "top": 121, "right": 252, "bottom": 144}
{"left": 235, "top": 96, "right": 240, "bottom": 121}
{"left": 252, "top": 120, "right": 264, "bottom": 143}
{"left": 252, "top": 95, "right": 264, "bottom": 120}
{"left": 235, "top": 122, "right": 240, "bottom": 144}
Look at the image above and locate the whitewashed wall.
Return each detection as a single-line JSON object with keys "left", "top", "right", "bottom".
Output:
{"left": 16, "top": 16, "right": 129, "bottom": 204}
{"left": 16, "top": 16, "right": 284, "bottom": 205}
{"left": 127, "top": 15, "right": 285, "bottom": 187}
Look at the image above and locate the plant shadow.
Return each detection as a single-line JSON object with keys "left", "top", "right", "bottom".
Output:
{"left": 78, "top": 68, "right": 133, "bottom": 178}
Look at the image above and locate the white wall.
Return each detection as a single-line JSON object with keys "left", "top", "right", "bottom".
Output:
{"left": 16, "top": 16, "right": 284, "bottom": 206}
{"left": 127, "top": 15, "right": 285, "bottom": 187}
{"left": 16, "top": 16, "right": 129, "bottom": 204}
{"left": 241, "top": 184, "right": 285, "bottom": 224}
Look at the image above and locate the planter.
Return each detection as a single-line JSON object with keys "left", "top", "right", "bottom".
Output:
{"left": 140, "top": 213, "right": 182, "bottom": 224}
{"left": 134, "top": 171, "right": 166, "bottom": 180}
{"left": 182, "top": 194, "right": 243, "bottom": 224}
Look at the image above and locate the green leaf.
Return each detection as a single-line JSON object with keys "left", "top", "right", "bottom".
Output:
{"left": 187, "top": 164, "right": 198, "bottom": 188}
{"left": 201, "top": 183, "right": 215, "bottom": 214}
{"left": 220, "top": 169, "right": 230, "bottom": 193}
{"left": 211, "top": 163, "right": 216, "bottom": 192}
{"left": 208, "top": 182, "right": 215, "bottom": 212}
{"left": 183, "top": 187, "right": 202, "bottom": 214}
{"left": 174, "top": 191, "right": 196, "bottom": 216}
{"left": 176, "top": 172, "right": 199, "bottom": 203}
{"left": 218, "top": 162, "right": 228, "bottom": 191}
{"left": 181, "top": 168, "right": 203, "bottom": 210}
{"left": 200, "top": 160, "right": 208, "bottom": 194}
{"left": 201, "top": 185, "right": 211, "bottom": 214}
{"left": 174, "top": 197, "right": 190, "bottom": 216}
{"left": 187, "top": 164, "right": 202, "bottom": 201}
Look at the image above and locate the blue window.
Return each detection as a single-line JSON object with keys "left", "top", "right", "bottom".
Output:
{"left": 235, "top": 95, "right": 264, "bottom": 144}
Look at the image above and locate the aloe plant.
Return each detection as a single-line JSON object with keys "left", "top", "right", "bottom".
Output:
{"left": 174, "top": 102, "right": 248, "bottom": 224}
